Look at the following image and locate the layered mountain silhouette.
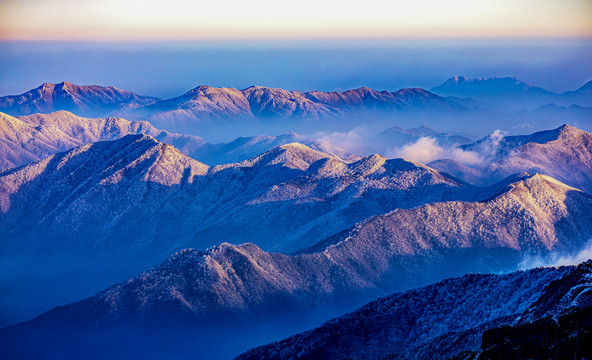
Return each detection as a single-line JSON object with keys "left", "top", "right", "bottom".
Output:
{"left": 238, "top": 260, "right": 592, "bottom": 360}
{"left": 1, "top": 169, "right": 591, "bottom": 358}
{"left": 430, "top": 124, "right": 592, "bottom": 193}
{"left": 3, "top": 239, "right": 591, "bottom": 359}
{"left": 0, "top": 82, "right": 464, "bottom": 121}
{"left": 125, "top": 85, "right": 467, "bottom": 135}
{"left": 1, "top": 78, "right": 592, "bottom": 359}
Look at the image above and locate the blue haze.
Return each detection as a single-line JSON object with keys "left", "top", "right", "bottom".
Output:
{"left": 1, "top": 38, "right": 591, "bottom": 98}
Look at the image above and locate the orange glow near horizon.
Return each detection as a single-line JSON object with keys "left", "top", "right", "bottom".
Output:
{"left": 0, "top": 0, "right": 591, "bottom": 41}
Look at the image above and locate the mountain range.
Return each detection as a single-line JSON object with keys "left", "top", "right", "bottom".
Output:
{"left": 2, "top": 78, "right": 590, "bottom": 140}
{"left": 1, "top": 77, "right": 592, "bottom": 359}
{"left": 107, "top": 84, "right": 470, "bottom": 139}
{"left": 0, "top": 131, "right": 475, "bottom": 324}
{"left": 2, "top": 117, "right": 592, "bottom": 326}
{"left": 6, "top": 124, "right": 591, "bottom": 261}
{"left": 0, "top": 82, "right": 463, "bottom": 120}
{"left": 0, "top": 134, "right": 475, "bottom": 257}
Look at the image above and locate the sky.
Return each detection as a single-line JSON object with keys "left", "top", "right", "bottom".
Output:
{"left": 0, "top": 1, "right": 590, "bottom": 98}
{"left": 1, "top": 39, "right": 591, "bottom": 98}
{"left": 0, "top": 0, "right": 591, "bottom": 40}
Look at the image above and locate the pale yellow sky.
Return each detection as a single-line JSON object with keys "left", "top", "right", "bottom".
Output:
{"left": 0, "top": 0, "right": 591, "bottom": 40}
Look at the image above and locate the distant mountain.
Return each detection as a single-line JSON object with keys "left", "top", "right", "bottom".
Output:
{"left": 560, "top": 79, "right": 592, "bottom": 105}
{"left": 0, "top": 111, "right": 206, "bottom": 170}
{"left": 304, "top": 87, "right": 460, "bottom": 111}
{"left": 237, "top": 265, "right": 572, "bottom": 360}
{"left": 0, "top": 82, "right": 468, "bottom": 136}
{"left": 430, "top": 124, "right": 592, "bottom": 193}
{"left": 0, "top": 81, "right": 158, "bottom": 117}
{"left": 433, "top": 76, "right": 553, "bottom": 98}
{"left": 243, "top": 86, "right": 338, "bottom": 118}
{"left": 2, "top": 80, "right": 589, "bottom": 138}
{"left": 520, "top": 103, "right": 592, "bottom": 130}
{"left": 1, "top": 173, "right": 591, "bottom": 359}
{"left": 134, "top": 85, "right": 255, "bottom": 131}
{"left": 133, "top": 85, "right": 465, "bottom": 135}
{"left": 432, "top": 76, "right": 592, "bottom": 110}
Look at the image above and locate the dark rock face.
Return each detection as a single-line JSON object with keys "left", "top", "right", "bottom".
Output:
{"left": 476, "top": 306, "right": 592, "bottom": 360}
{"left": 469, "top": 261, "right": 592, "bottom": 360}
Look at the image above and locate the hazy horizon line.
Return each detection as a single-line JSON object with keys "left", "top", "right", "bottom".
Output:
{"left": 2, "top": 35, "right": 592, "bottom": 43}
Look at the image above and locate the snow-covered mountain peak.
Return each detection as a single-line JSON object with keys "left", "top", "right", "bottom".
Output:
{"left": 57, "top": 81, "right": 73, "bottom": 92}
{"left": 346, "top": 153, "right": 387, "bottom": 175}
{"left": 229, "top": 142, "right": 336, "bottom": 171}
{"left": 0, "top": 133, "right": 208, "bottom": 205}
{"left": 184, "top": 85, "right": 240, "bottom": 97}
{"left": 0, "top": 82, "right": 159, "bottom": 117}
{"left": 554, "top": 123, "right": 581, "bottom": 137}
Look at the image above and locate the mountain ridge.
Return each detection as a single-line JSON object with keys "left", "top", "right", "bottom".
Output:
{"left": 0, "top": 82, "right": 466, "bottom": 133}
{"left": 430, "top": 124, "right": 592, "bottom": 193}
{"left": 0, "top": 81, "right": 158, "bottom": 117}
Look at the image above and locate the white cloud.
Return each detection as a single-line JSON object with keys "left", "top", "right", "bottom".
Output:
{"left": 386, "top": 136, "right": 482, "bottom": 165}
{"left": 475, "top": 129, "right": 507, "bottom": 159}
{"left": 313, "top": 127, "right": 369, "bottom": 154}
